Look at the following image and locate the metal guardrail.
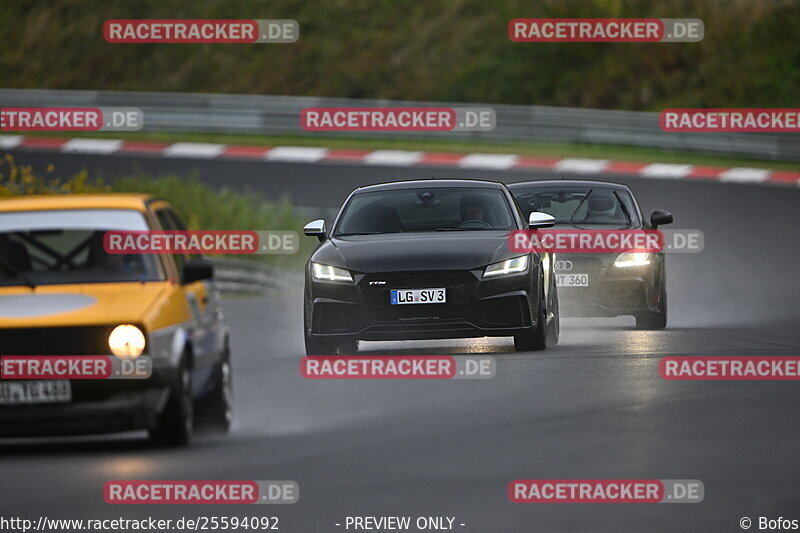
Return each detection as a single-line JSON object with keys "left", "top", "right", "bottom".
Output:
{"left": 212, "top": 257, "right": 302, "bottom": 294}
{"left": 1, "top": 88, "right": 797, "bottom": 161}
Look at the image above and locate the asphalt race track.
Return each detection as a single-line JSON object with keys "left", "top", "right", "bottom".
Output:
{"left": 2, "top": 150, "right": 800, "bottom": 532}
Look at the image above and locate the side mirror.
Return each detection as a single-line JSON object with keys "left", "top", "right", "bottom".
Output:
{"left": 182, "top": 258, "right": 214, "bottom": 284}
{"left": 528, "top": 212, "right": 556, "bottom": 229}
{"left": 303, "top": 219, "right": 326, "bottom": 241}
{"left": 650, "top": 209, "right": 673, "bottom": 228}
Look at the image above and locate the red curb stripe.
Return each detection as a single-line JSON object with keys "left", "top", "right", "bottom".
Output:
{"left": 419, "top": 152, "right": 465, "bottom": 166}
{"left": 20, "top": 137, "right": 69, "bottom": 148}
{"left": 687, "top": 166, "right": 730, "bottom": 180}
{"left": 605, "top": 161, "right": 649, "bottom": 174}
{"left": 4, "top": 136, "right": 798, "bottom": 187}
{"left": 324, "top": 149, "right": 372, "bottom": 161}
{"left": 117, "top": 140, "right": 172, "bottom": 153}
{"left": 221, "top": 145, "right": 271, "bottom": 158}
{"left": 514, "top": 156, "right": 560, "bottom": 168}
{"left": 768, "top": 171, "right": 800, "bottom": 184}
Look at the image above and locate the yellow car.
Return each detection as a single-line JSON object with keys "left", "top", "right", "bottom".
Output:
{"left": 0, "top": 194, "right": 232, "bottom": 446}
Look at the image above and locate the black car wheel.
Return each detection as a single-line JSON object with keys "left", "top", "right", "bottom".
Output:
{"left": 304, "top": 333, "right": 358, "bottom": 355}
{"left": 547, "top": 280, "right": 560, "bottom": 345}
{"left": 635, "top": 280, "right": 667, "bottom": 330}
{"left": 199, "top": 344, "right": 233, "bottom": 433}
{"left": 514, "top": 274, "right": 547, "bottom": 352}
{"left": 337, "top": 337, "right": 359, "bottom": 354}
{"left": 150, "top": 353, "right": 193, "bottom": 447}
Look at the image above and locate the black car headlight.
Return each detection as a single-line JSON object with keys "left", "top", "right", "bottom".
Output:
{"left": 311, "top": 262, "right": 354, "bottom": 282}
{"left": 483, "top": 256, "right": 529, "bottom": 278}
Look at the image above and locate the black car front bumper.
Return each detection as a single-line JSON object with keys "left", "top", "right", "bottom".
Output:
{"left": 0, "top": 358, "right": 176, "bottom": 438}
{"left": 555, "top": 254, "right": 663, "bottom": 317}
{"left": 306, "top": 269, "right": 540, "bottom": 341}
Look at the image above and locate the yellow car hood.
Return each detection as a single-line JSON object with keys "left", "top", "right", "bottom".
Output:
{"left": 0, "top": 282, "right": 174, "bottom": 329}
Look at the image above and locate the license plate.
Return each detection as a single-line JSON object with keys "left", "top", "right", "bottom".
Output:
{"left": 390, "top": 288, "right": 446, "bottom": 305}
{"left": 0, "top": 380, "right": 72, "bottom": 405}
{"left": 556, "top": 273, "right": 589, "bottom": 287}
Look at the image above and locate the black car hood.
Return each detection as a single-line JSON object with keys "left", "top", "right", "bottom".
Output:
{"left": 314, "top": 232, "right": 514, "bottom": 273}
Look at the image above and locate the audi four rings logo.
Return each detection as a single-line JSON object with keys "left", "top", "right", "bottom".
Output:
{"left": 369, "top": 281, "right": 387, "bottom": 285}
{"left": 554, "top": 260, "right": 573, "bottom": 271}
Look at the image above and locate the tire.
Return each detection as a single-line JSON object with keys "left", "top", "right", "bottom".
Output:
{"left": 546, "top": 278, "right": 560, "bottom": 345}
{"left": 635, "top": 281, "right": 667, "bottom": 330}
{"left": 337, "top": 337, "right": 359, "bottom": 354}
{"left": 200, "top": 345, "right": 233, "bottom": 433}
{"left": 304, "top": 331, "right": 337, "bottom": 355}
{"left": 304, "top": 333, "right": 357, "bottom": 355}
{"left": 150, "top": 354, "right": 193, "bottom": 447}
{"left": 514, "top": 275, "right": 547, "bottom": 352}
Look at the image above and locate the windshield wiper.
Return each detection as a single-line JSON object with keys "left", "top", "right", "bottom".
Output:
{"left": 336, "top": 231, "right": 391, "bottom": 236}
{"left": 568, "top": 188, "right": 593, "bottom": 225}
{"left": 614, "top": 191, "right": 632, "bottom": 227}
{"left": 435, "top": 227, "right": 494, "bottom": 231}
{"left": 0, "top": 256, "right": 37, "bottom": 289}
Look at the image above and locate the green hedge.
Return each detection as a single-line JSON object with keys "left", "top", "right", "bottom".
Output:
{"left": 1, "top": 0, "right": 797, "bottom": 110}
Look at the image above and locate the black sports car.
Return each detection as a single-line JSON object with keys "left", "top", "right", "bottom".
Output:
{"left": 302, "top": 179, "right": 560, "bottom": 354}
{"left": 508, "top": 179, "right": 672, "bottom": 330}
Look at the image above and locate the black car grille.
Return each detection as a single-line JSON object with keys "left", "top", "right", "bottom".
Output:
{"left": 0, "top": 326, "right": 114, "bottom": 356}
{"left": 359, "top": 271, "right": 478, "bottom": 322}
{"left": 555, "top": 255, "right": 605, "bottom": 277}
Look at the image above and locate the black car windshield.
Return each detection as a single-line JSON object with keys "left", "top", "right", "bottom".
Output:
{"left": 335, "top": 187, "right": 516, "bottom": 235}
{"left": 0, "top": 209, "right": 163, "bottom": 287}
{"left": 512, "top": 186, "right": 639, "bottom": 227}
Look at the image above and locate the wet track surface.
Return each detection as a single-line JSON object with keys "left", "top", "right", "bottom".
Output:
{"left": 2, "top": 152, "right": 800, "bottom": 532}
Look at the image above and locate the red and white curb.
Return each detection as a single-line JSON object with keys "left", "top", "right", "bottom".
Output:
{"left": 2, "top": 135, "right": 798, "bottom": 186}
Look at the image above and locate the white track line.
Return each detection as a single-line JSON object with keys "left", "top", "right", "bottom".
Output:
{"left": 458, "top": 153, "right": 519, "bottom": 169}
{"left": 0, "top": 135, "right": 24, "bottom": 149}
{"left": 641, "top": 163, "right": 693, "bottom": 179}
{"left": 719, "top": 167, "right": 770, "bottom": 183}
{"left": 364, "top": 150, "right": 423, "bottom": 166}
{"left": 554, "top": 158, "right": 609, "bottom": 174}
{"left": 164, "top": 142, "right": 226, "bottom": 158}
{"left": 265, "top": 146, "right": 329, "bottom": 162}
{"left": 61, "top": 138, "right": 123, "bottom": 154}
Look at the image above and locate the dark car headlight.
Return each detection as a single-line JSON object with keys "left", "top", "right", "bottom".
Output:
{"left": 311, "top": 262, "right": 354, "bottom": 282}
{"left": 483, "top": 256, "right": 529, "bottom": 278}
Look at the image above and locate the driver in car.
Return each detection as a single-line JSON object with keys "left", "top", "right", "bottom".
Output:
{"left": 460, "top": 195, "right": 489, "bottom": 226}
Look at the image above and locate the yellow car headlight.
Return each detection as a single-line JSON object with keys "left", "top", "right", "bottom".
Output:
{"left": 614, "top": 252, "right": 651, "bottom": 268}
{"left": 109, "top": 324, "right": 146, "bottom": 357}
